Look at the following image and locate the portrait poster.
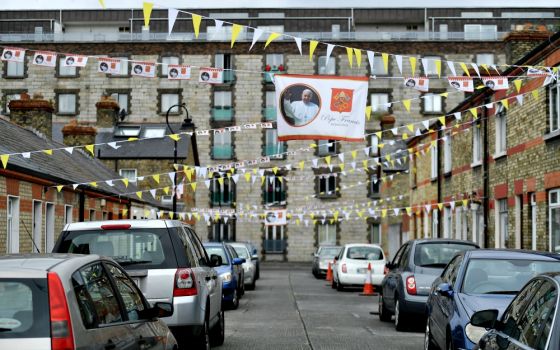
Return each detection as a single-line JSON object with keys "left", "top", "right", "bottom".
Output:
{"left": 32, "top": 51, "right": 57, "bottom": 67}
{"left": 264, "top": 209, "right": 287, "bottom": 226}
{"left": 403, "top": 77, "right": 429, "bottom": 92}
{"left": 1, "top": 47, "right": 25, "bottom": 62}
{"left": 199, "top": 67, "right": 223, "bottom": 84}
{"left": 62, "top": 54, "right": 88, "bottom": 67}
{"left": 274, "top": 74, "right": 368, "bottom": 142}
{"left": 482, "top": 77, "right": 509, "bottom": 91}
{"left": 97, "top": 57, "right": 121, "bottom": 74}
{"left": 131, "top": 61, "right": 156, "bottom": 78}
{"left": 167, "top": 64, "right": 191, "bottom": 80}
{"left": 448, "top": 77, "right": 474, "bottom": 92}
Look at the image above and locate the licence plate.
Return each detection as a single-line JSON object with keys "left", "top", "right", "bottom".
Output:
{"left": 357, "top": 268, "right": 370, "bottom": 274}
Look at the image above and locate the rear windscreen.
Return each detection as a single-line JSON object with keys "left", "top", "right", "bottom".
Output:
{"left": 346, "top": 246, "right": 384, "bottom": 260}
{"left": 0, "top": 278, "right": 49, "bottom": 339}
{"left": 204, "top": 246, "right": 229, "bottom": 266}
{"left": 56, "top": 228, "right": 176, "bottom": 269}
{"left": 414, "top": 242, "right": 476, "bottom": 268}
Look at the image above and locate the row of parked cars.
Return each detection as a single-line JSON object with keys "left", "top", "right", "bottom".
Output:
{"left": 314, "top": 239, "right": 560, "bottom": 350}
{"left": 0, "top": 219, "right": 260, "bottom": 350}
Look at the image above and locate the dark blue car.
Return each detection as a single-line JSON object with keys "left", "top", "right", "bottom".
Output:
{"left": 203, "top": 242, "right": 245, "bottom": 310}
{"left": 425, "top": 249, "right": 560, "bottom": 350}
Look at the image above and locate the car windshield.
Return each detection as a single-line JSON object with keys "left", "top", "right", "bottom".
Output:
{"left": 57, "top": 229, "right": 172, "bottom": 269}
{"left": 204, "top": 246, "right": 230, "bottom": 265}
{"left": 462, "top": 259, "right": 560, "bottom": 294}
{"left": 346, "top": 246, "right": 383, "bottom": 260}
{"left": 320, "top": 247, "right": 341, "bottom": 258}
{"left": 414, "top": 242, "right": 476, "bottom": 268}
{"left": 232, "top": 246, "right": 250, "bottom": 259}
{"left": 0, "top": 279, "right": 49, "bottom": 339}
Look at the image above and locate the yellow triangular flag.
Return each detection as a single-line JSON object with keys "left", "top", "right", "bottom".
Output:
{"left": 153, "top": 174, "right": 160, "bottom": 183}
{"left": 231, "top": 24, "right": 243, "bottom": 48}
{"left": 192, "top": 14, "right": 202, "bottom": 39}
{"left": 122, "top": 208, "right": 128, "bottom": 216}
{"left": 437, "top": 203, "right": 443, "bottom": 210}
{"left": 168, "top": 134, "right": 180, "bottom": 141}
{"left": 173, "top": 164, "right": 179, "bottom": 171}
{"left": 261, "top": 176, "right": 265, "bottom": 185}
{"left": 218, "top": 177, "right": 224, "bottom": 186}
{"left": 513, "top": 80, "right": 522, "bottom": 93}
{"left": 136, "top": 191, "right": 143, "bottom": 199}
{"left": 353, "top": 48, "right": 362, "bottom": 67}
{"left": 375, "top": 131, "right": 382, "bottom": 139}
{"left": 405, "top": 207, "right": 412, "bottom": 216}
{"left": 435, "top": 60, "right": 442, "bottom": 78}
{"left": 362, "top": 160, "right": 368, "bottom": 169}
{"left": 402, "top": 99, "right": 411, "bottom": 112}
{"left": 402, "top": 133, "right": 408, "bottom": 140}
{"left": 480, "top": 64, "right": 491, "bottom": 75}
{"left": 244, "top": 172, "right": 251, "bottom": 182}
{"left": 143, "top": 2, "right": 153, "bottom": 27}
{"left": 501, "top": 99, "right": 509, "bottom": 110}
{"left": 459, "top": 62, "right": 471, "bottom": 77}
{"left": 190, "top": 183, "right": 197, "bottom": 191}
{"left": 325, "top": 156, "right": 331, "bottom": 166}
{"left": 170, "top": 212, "right": 175, "bottom": 220}
{"left": 409, "top": 56, "right": 417, "bottom": 76}
{"left": 440, "top": 92, "right": 449, "bottom": 98}
{"left": 299, "top": 160, "right": 305, "bottom": 170}
{"left": 98, "top": 0, "right": 105, "bottom": 9}
{"left": 346, "top": 47, "right": 354, "bottom": 68}
{"left": 43, "top": 149, "right": 53, "bottom": 155}
{"left": 272, "top": 166, "right": 279, "bottom": 174}
{"left": 381, "top": 209, "right": 387, "bottom": 218}
{"left": 351, "top": 150, "right": 357, "bottom": 159}
{"left": 309, "top": 40, "right": 319, "bottom": 61}
{"left": 382, "top": 53, "right": 389, "bottom": 72}
{"left": 0, "top": 154, "right": 8, "bottom": 169}
{"left": 85, "top": 144, "right": 95, "bottom": 156}
{"left": 127, "top": 137, "right": 139, "bottom": 142}
{"left": 470, "top": 108, "right": 478, "bottom": 119}
{"left": 365, "top": 106, "right": 372, "bottom": 121}
{"left": 56, "top": 185, "right": 63, "bottom": 192}
{"left": 90, "top": 182, "right": 98, "bottom": 187}
{"left": 407, "top": 124, "right": 414, "bottom": 132}
{"left": 462, "top": 199, "right": 469, "bottom": 207}
{"left": 296, "top": 219, "right": 300, "bottom": 226}
{"left": 122, "top": 178, "right": 129, "bottom": 188}
{"left": 163, "top": 187, "right": 170, "bottom": 195}
{"left": 340, "top": 163, "right": 345, "bottom": 171}
{"left": 532, "top": 89, "right": 539, "bottom": 100}
{"left": 265, "top": 32, "right": 281, "bottom": 48}
{"left": 278, "top": 176, "right": 283, "bottom": 183}
{"left": 438, "top": 116, "right": 446, "bottom": 125}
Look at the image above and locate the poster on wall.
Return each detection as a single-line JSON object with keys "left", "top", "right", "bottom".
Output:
{"left": 274, "top": 74, "right": 368, "bottom": 142}
{"left": 264, "top": 209, "right": 287, "bottom": 226}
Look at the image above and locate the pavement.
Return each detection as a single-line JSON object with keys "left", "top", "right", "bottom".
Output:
{"left": 221, "top": 263, "right": 424, "bottom": 349}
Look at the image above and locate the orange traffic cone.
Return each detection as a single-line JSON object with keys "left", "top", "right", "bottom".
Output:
{"left": 325, "top": 262, "right": 333, "bottom": 283}
{"left": 360, "top": 263, "right": 377, "bottom": 296}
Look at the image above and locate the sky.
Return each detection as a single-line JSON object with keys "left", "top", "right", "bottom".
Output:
{"left": 0, "top": 0, "right": 555, "bottom": 10}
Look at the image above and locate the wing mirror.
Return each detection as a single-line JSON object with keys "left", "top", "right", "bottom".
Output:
{"left": 436, "top": 283, "right": 454, "bottom": 297}
{"left": 470, "top": 309, "right": 499, "bottom": 329}
{"left": 233, "top": 257, "right": 245, "bottom": 265}
{"left": 144, "top": 302, "right": 173, "bottom": 319}
{"left": 385, "top": 262, "right": 395, "bottom": 270}
{"left": 210, "top": 254, "right": 223, "bottom": 267}
{"left": 251, "top": 254, "right": 258, "bottom": 260}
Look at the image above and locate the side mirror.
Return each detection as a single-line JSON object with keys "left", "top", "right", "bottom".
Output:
{"left": 436, "top": 283, "right": 454, "bottom": 297}
{"left": 210, "top": 254, "right": 222, "bottom": 267}
{"left": 233, "top": 257, "right": 245, "bottom": 265}
{"left": 251, "top": 254, "right": 258, "bottom": 260}
{"left": 470, "top": 309, "right": 499, "bottom": 329}
{"left": 144, "top": 302, "right": 173, "bottom": 319}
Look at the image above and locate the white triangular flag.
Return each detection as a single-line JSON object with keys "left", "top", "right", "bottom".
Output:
{"left": 294, "top": 37, "right": 302, "bottom": 55}
{"left": 450, "top": 201, "right": 456, "bottom": 211}
{"left": 367, "top": 51, "right": 375, "bottom": 74}
{"left": 22, "top": 152, "right": 30, "bottom": 158}
{"left": 421, "top": 57, "right": 429, "bottom": 76}
{"left": 73, "top": 184, "right": 79, "bottom": 190}
{"left": 516, "top": 95, "right": 524, "bottom": 106}
{"left": 422, "top": 120, "right": 430, "bottom": 129}
{"left": 214, "top": 20, "right": 224, "bottom": 33}
{"left": 286, "top": 164, "right": 292, "bottom": 171}
{"left": 108, "top": 142, "right": 120, "bottom": 149}
{"left": 232, "top": 174, "right": 239, "bottom": 183}
{"left": 64, "top": 147, "right": 74, "bottom": 154}
{"left": 395, "top": 55, "right": 403, "bottom": 74}
{"left": 168, "top": 172, "right": 175, "bottom": 185}
{"left": 393, "top": 208, "right": 400, "bottom": 216}
{"left": 363, "top": 147, "right": 370, "bottom": 156}
{"left": 258, "top": 169, "right": 265, "bottom": 177}
{"left": 250, "top": 28, "right": 264, "bottom": 51}
{"left": 168, "top": 8, "right": 179, "bottom": 35}
{"left": 150, "top": 189, "right": 157, "bottom": 198}
{"left": 351, "top": 161, "right": 356, "bottom": 170}
{"left": 470, "top": 63, "right": 481, "bottom": 78}
{"left": 326, "top": 44, "right": 335, "bottom": 66}
{"left": 454, "top": 112, "right": 462, "bottom": 121}
{"left": 485, "top": 103, "right": 494, "bottom": 109}
{"left": 224, "top": 216, "right": 229, "bottom": 224}
{"left": 105, "top": 180, "right": 113, "bottom": 186}
{"left": 447, "top": 61, "right": 457, "bottom": 77}
{"left": 312, "top": 159, "right": 318, "bottom": 168}
{"left": 338, "top": 153, "right": 344, "bottom": 163}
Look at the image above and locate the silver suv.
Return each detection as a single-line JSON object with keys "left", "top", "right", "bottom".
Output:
{"left": 53, "top": 220, "right": 224, "bottom": 350}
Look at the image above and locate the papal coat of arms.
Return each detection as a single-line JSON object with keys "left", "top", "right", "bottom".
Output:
{"left": 330, "top": 88, "right": 353, "bottom": 113}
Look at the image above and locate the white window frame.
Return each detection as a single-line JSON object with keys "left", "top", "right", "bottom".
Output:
{"left": 496, "top": 199, "right": 509, "bottom": 248}
{"left": 58, "top": 93, "right": 77, "bottom": 114}
{"left": 143, "top": 128, "right": 166, "bottom": 138}
{"left": 215, "top": 53, "right": 232, "bottom": 70}
{"left": 472, "top": 207, "right": 484, "bottom": 247}
{"left": 431, "top": 142, "right": 438, "bottom": 179}
{"left": 530, "top": 193, "right": 537, "bottom": 250}
{"left": 455, "top": 208, "right": 462, "bottom": 240}
{"left": 443, "top": 207, "right": 452, "bottom": 239}
{"left": 370, "top": 223, "right": 381, "bottom": 244}
{"left": 110, "top": 93, "right": 129, "bottom": 114}
{"left": 372, "top": 56, "right": 388, "bottom": 76}
{"left": 161, "top": 56, "right": 179, "bottom": 76}
{"left": 32, "top": 200, "right": 42, "bottom": 253}
{"left": 161, "top": 93, "right": 179, "bottom": 113}
{"left": 319, "top": 174, "right": 337, "bottom": 195}
{"left": 7, "top": 196, "right": 20, "bottom": 253}
{"left": 89, "top": 209, "right": 96, "bottom": 222}
{"left": 58, "top": 57, "right": 77, "bottom": 76}
{"left": 212, "top": 220, "right": 234, "bottom": 242}
{"left": 114, "top": 56, "right": 129, "bottom": 75}
{"left": 549, "top": 75, "right": 560, "bottom": 133}
{"left": 64, "top": 205, "right": 73, "bottom": 225}
{"left": 444, "top": 133, "right": 452, "bottom": 173}
{"left": 265, "top": 129, "right": 284, "bottom": 158}
{"left": 370, "top": 135, "right": 379, "bottom": 157}
{"left": 161, "top": 195, "right": 173, "bottom": 204}
{"left": 45, "top": 202, "right": 55, "bottom": 253}
{"left": 432, "top": 209, "right": 439, "bottom": 238}
{"left": 265, "top": 91, "right": 277, "bottom": 108}
{"left": 472, "top": 123, "right": 482, "bottom": 165}
{"left": 317, "top": 140, "right": 336, "bottom": 156}
{"left": 318, "top": 223, "right": 337, "bottom": 245}
{"left": 6, "top": 61, "right": 24, "bottom": 77}
{"left": 266, "top": 54, "right": 284, "bottom": 69}
{"left": 265, "top": 224, "right": 285, "bottom": 252}
{"left": 423, "top": 94, "right": 442, "bottom": 113}
{"left": 119, "top": 168, "right": 137, "bottom": 181}
{"left": 495, "top": 103, "right": 507, "bottom": 156}
{"left": 318, "top": 56, "right": 336, "bottom": 75}
{"left": 549, "top": 189, "right": 560, "bottom": 253}
{"left": 371, "top": 93, "right": 389, "bottom": 113}
{"left": 214, "top": 91, "right": 232, "bottom": 108}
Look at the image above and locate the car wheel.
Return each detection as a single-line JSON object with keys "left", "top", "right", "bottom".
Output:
{"left": 331, "top": 278, "right": 337, "bottom": 289}
{"left": 395, "top": 299, "right": 408, "bottom": 331}
{"left": 336, "top": 278, "right": 344, "bottom": 291}
{"left": 239, "top": 278, "right": 245, "bottom": 296}
{"left": 378, "top": 294, "right": 392, "bottom": 322}
{"left": 210, "top": 310, "right": 225, "bottom": 347}
{"left": 247, "top": 276, "right": 256, "bottom": 290}
{"left": 194, "top": 316, "right": 210, "bottom": 350}
{"left": 255, "top": 266, "right": 260, "bottom": 280}
{"left": 229, "top": 289, "right": 239, "bottom": 310}
{"left": 424, "top": 320, "right": 437, "bottom": 350}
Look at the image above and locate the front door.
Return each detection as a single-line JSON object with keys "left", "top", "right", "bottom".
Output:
{"left": 388, "top": 224, "right": 401, "bottom": 260}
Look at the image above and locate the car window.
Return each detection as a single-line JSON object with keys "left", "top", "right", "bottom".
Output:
{"left": 319, "top": 247, "right": 341, "bottom": 257}
{"left": 204, "top": 246, "right": 229, "bottom": 266}
{"left": 228, "top": 245, "right": 239, "bottom": 259}
{"left": 184, "top": 227, "right": 209, "bottom": 267}
{"left": 391, "top": 243, "right": 407, "bottom": 266}
{"left": 106, "top": 264, "right": 146, "bottom": 321}
{"left": 414, "top": 242, "right": 476, "bottom": 268}
{"left": 233, "top": 246, "right": 250, "bottom": 259}
{"left": 176, "top": 227, "right": 199, "bottom": 267}
{"left": 72, "top": 263, "right": 123, "bottom": 328}
{"left": 346, "top": 246, "right": 384, "bottom": 260}
{"left": 398, "top": 244, "right": 411, "bottom": 269}
{"left": 442, "top": 255, "right": 463, "bottom": 286}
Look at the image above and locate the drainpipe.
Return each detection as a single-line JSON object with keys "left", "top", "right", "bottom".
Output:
{"left": 483, "top": 97, "right": 490, "bottom": 248}
{"left": 79, "top": 189, "right": 85, "bottom": 222}
{"left": 437, "top": 123, "right": 443, "bottom": 237}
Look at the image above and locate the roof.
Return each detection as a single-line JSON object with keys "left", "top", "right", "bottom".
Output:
{"left": 0, "top": 118, "right": 162, "bottom": 207}
{"left": 411, "top": 238, "right": 479, "bottom": 246}
{"left": 466, "top": 249, "right": 560, "bottom": 261}
{"left": 0, "top": 253, "right": 99, "bottom": 272}
{"left": 96, "top": 123, "right": 192, "bottom": 159}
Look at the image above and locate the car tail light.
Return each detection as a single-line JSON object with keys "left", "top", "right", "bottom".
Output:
{"left": 342, "top": 264, "right": 347, "bottom": 273}
{"left": 384, "top": 266, "right": 389, "bottom": 275}
{"left": 173, "top": 268, "right": 197, "bottom": 297}
{"left": 48, "top": 272, "right": 74, "bottom": 350}
{"left": 100, "top": 224, "right": 131, "bottom": 230}
{"left": 406, "top": 276, "right": 417, "bottom": 295}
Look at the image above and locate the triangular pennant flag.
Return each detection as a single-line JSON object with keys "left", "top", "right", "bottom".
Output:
{"left": 402, "top": 99, "right": 411, "bottom": 112}
{"left": 447, "top": 61, "right": 457, "bottom": 76}
{"left": 437, "top": 203, "right": 444, "bottom": 211}
{"left": 85, "top": 144, "right": 95, "bottom": 156}
{"left": 454, "top": 112, "right": 462, "bottom": 121}
{"left": 250, "top": 28, "right": 264, "bottom": 51}
{"left": 168, "top": 134, "right": 180, "bottom": 141}
{"left": 231, "top": 24, "right": 243, "bottom": 48}
{"left": 480, "top": 64, "right": 491, "bottom": 75}
{"left": 338, "top": 153, "right": 344, "bottom": 163}
{"left": 22, "top": 152, "right": 30, "bottom": 158}
{"left": 89, "top": 182, "right": 98, "bottom": 188}
{"left": 232, "top": 174, "right": 239, "bottom": 183}
{"left": 0, "top": 154, "right": 8, "bottom": 169}
{"left": 204, "top": 180, "right": 211, "bottom": 189}
{"left": 122, "top": 178, "right": 129, "bottom": 188}
{"left": 214, "top": 19, "right": 224, "bottom": 33}
{"left": 244, "top": 172, "right": 251, "bottom": 182}
{"left": 150, "top": 189, "right": 157, "bottom": 198}
{"left": 470, "top": 108, "right": 478, "bottom": 119}
{"left": 265, "top": 32, "right": 281, "bottom": 48}
{"left": 312, "top": 159, "right": 318, "bottom": 168}
{"left": 470, "top": 63, "right": 481, "bottom": 78}
{"left": 516, "top": 95, "right": 524, "bottom": 106}
{"left": 43, "top": 149, "right": 53, "bottom": 155}
{"left": 345, "top": 47, "right": 354, "bottom": 68}
{"left": 367, "top": 51, "right": 375, "bottom": 73}
{"left": 352, "top": 150, "right": 358, "bottom": 159}
{"left": 353, "top": 48, "right": 362, "bottom": 67}
{"left": 168, "top": 9, "right": 179, "bottom": 35}
{"left": 299, "top": 160, "right": 305, "bottom": 170}
{"left": 153, "top": 174, "right": 160, "bottom": 183}
{"left": 190, "top": 183, "right": 197, "bottom": 191}
{"left": 409, "top": 56, "right": 417, "bottom": 76}
{"left": 459, "top": 62, "right": 471, "bottom": 77}
{"left": 73, "top": 184, "right": 79, "bottom": 190}
{"left": 294, "top": 37, "right": 302, "bottom": 55}
{"left": 514, "top": 79, "right": 522, "bottom": 93}
{"left": 108, "top": 142, "right": 120, "bottom": 149}
{"left": 382, "top": 53, "right": 389, "bottom": 73}
{"left": 309, "top": 40, "right": 319, "bottom": 61}
{"left": 105, "top": 180, "right": 113, "bottom": 186}
{"left": 142, "top": 2, "right": 153, "bottom": 27}
{"left": 365, "top": 105, "right": 372, "bottom": 121}
{"left": 272, "top": 166, "right": 279, "bottom": 174}
{"left": 325, "top": 156, "right": 331, "bottom": 166}
{"left": 191, "top": 14, "right": 202, "bottom": 39}
{"left": 450, "top": 201, "right": 456, "bottom": 211}
{"left": 64, "top": 147, "right": 74, "bottom": 154}
{"left": 407, "top": 124, "right": 414, "bottom": 132}
{"left": 501, "top": 99, "right": 509, "bottom": 110}
{"left": 395, "top": 55, "right": 403, "bottom": 74}
{"left": 435, "top": 60, "right": 442, "bottom": 78}
{"left": 393, "top": 208, "right": 400, "bottom": 216}
{"left": 438, "top": 116, "right": 446, "bottom": 125}
{"left": 532, "top": 89, "right": 539, "bottom": 100}
{"left": 136, "top": 191, "right": 143, "bottom": 199}
{"left": 462, "top": 199, "right": 469, "bottom": 207}
{"left": 56, "top": 185, "right": 63, "bottom": 192}
{"left": 163, "top": 187, "right": 170, "bottom": 195}
{"left": 325, "top": 44, "right": 335, "bottom": 67}
{"left": 98, "top": 0, "right": 105, "bottom": 9}
{"left": 405, "top": 207, "right": 412, "bottom": 216}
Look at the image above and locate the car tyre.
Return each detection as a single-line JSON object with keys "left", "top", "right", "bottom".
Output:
{"left": 194, "top": 316, "right": 210, "bottom": 350}
{"left": 395, "top": 299, "right": 408, "bottom": 331}
{"left": 336, "top": 278, "right": 344, "bottom": 291}
{"left": 331, "top": 278, "right": 337, "bottom": 289}
{"left": 378, "top": 294, "right": 392, "bottom": 322}
{"left": 229, "top": 289, "right": 239, "bottom": 310}
{"left": 239, "top": 278, "right": 245, "bottom": 297}
{"left": 424, "top": 320, "right": 437, "bottom": 350}
{"left": 247, "top": 277, "right": 256, "bottom": 291}
{"left": 210, "top": 310, "right": 225, "bottom": 347}
{"left": 255, "top": 266, "right": 260, "bottom": 280}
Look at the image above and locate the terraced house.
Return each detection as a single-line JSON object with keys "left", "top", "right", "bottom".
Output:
{"left": 0, "top": 2, "right": 559, "bottom": 259}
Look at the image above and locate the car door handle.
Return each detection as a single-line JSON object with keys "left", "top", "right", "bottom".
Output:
{"left": 205, "top": 276, "right": 212, "bottom": 281}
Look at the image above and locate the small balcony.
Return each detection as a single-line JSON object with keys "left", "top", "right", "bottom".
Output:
{"left": 212, "top": 107, "right": 233, "bottom": 122}
{"left": 264, "top": 67, "right": 286, "bottom": 83}
{"left": 212, "top": 145, "right": 233, "bottom": 159}
{"left": 264, "top": 239, "right": 287, "bottom": 253}
{"left": 262, "top": 107, "right": 277, "bottom": 121}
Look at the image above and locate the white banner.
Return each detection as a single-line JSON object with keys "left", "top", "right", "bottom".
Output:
{"left": 482, "top": 76, "right": 508, "bottom": 91}
{"left": 131, "top": 61, "right": 156, "bottom": 78}
{"left": 1, "top": 47, "right": 25, "bottom": 62}
{"left": 404, "top": 77, "right": 429, "bottom": 92}
{"left": 527, "top": 67, "right": 551, "bottom": 77}
{"left": 97, "top": 57, "right": 121, "bottom": 74}
{"left": 448, "top": 77, "right": 474, "bottom": 92}
{"left": 62, "top": 54, "right": 88, "bottom": 67}
{"left": 275, "top": 74, "right": 368, "bottom": 142}
{"left": 199, "top": 68, "right": 223, "bottom": 84}
{"left": 32, "top": 51, "right": 57, "bottom": 67}
{"left": 264, "top": 209, "right": 287, "bottom": 226}
{"left": 168, "top": 64, "right": 191, "bottom": 80}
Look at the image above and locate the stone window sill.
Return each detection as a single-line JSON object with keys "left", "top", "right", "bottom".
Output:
{"left": 471, "top": 162, "right": 482, "bottom": 169}
{"left": 493, "top": 152, "right": 507, "bottom": 161}
{"left": 544, "top": 129, "right": 560, "bottom": 142}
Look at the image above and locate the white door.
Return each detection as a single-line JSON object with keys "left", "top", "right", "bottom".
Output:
{"left": 388, "top": 224, "right": 401, "bottom": 259}
{"left": 7, "top": 197, "right": 20, "bottom": 253}
{"left": 45, "top": 203, "right": 55, "bottom": 253}
{"left": 32, "top": 200, "right": 42, "bottom": 253}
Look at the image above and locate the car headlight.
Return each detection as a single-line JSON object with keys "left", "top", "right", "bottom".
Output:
{"left": 220, "top": 272, "right": 232, "bottom": 282}
{"left": 465, "top": 323, "right": 488, "bottom": 344}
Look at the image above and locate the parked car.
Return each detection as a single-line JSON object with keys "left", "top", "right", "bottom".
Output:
{"left": 425, "top": 250, "right": 560, "bottom": 350}
{"left": 469, "top": 272, "right": 560, "bottom": 350}
{"left": 245, "top": 242, "right": 260, "bottom": 280}
{"left": 52, "top": 220, "right": 224, "bottom": 349}
{"left": 203, "top": 242, "right": 245, "bottom": 309}
{"left": 379, "top": 239, "right": 479, "bottom": 331}
{"left": 0, "top": 254, "right": 177, "bottom": 350}
{"left": 225, "top": 244, "right": 246, "bottom": 297}
{"left": 312, "top": 245, "right": 342, "bottom": 278}
{"left": 331, "top": 243, "right": 386, "bottom": 291}
{"left": 229, "top": 242, "right": 257, "bottom": 290}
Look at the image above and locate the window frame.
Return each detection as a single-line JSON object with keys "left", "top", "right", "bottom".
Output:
{"left": 422, "top": 93, "right": 444, "bottom": 114}
{"left": 3, "top": 59, "right": 26, "bottom": 79}
{"left": 263, "top": 173, "right": 287, "bottom": 206}
{"left": 55, "top": 90, "right": 80, "bottom": 116}
{"left": 157, "top": 88, "right": 183, "bottom": 115}
{"left": 264, "top": 224, "right": 286, "bottom": 253}
{"left": 421, "top": 55, "right": 441, "bottom": 77}
{"left": 472, "top": 122, "right": 482, "bottom": 166}
{"left": 316, "top": 139, "right": 338, "bottom": 157}
{"left": 431, "top": 141, "right": 438, "bottom": 180}
{"left": 371, "top": 55, "right": 389, "bottom": 76}
{"left": 495, "top": 102, "right": 507, "bottom": 157}
{"left": 548, "top": 74, "right": 560, "bottom": 134}
{"left": 7, "top": 195, "right": 20, "bottom": 253}
{"left": 317, "top": 173, "right": 338, "bottom": 199}
{"left": 497, "top": 198, "right": 509, "bottom": 248}
{"left": 106, "top": 89, "right": 132, "bottom": 116}
{"left": 159, "top": 55, "right": 180, "bottom": 77}
{"left": 370, "top": 91, "right": 391, "bottom": 114}
{"left": 370, "top": 221, "right": 381, "bottom": 245}
{"left": 107, "top": 55, "right": 130, "bottom": 77}
{"left": 56, "top": 56, "right": 79, "bottom": 78}
{"left": 549, "top": 189, "right": 560, "bottom": 253}
{"left": 443, "top": 131, "right": 452, "bottom": 174}
{"left": 119, "top": 168, "right": 137, "bottom": 181}
{"left": 2, "top": 89, "right": 27, "bottom": 115}
{"left": 211, "top": 130, "right": 234, "bottom": 160}
{"left": 209, "top": 176, "right": 236, "bottom": 207}
{"left": 317, "top": 55, "right": 337, "bottom": 75}
{"left": 317, "top": 222, "right": 338, "bottom": 246}
{"left": 263, "top": 128, "right": 286, "bottom": 160}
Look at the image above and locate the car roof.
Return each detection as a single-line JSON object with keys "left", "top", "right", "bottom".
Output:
{"left": 466, "top": 249, "right": 560, "bottom": 261}
{"left": 203, "top": 242, "right": 226, "bottom": 247}
{"left": 64, "top": 219, "right": 183, "bottom": 231}
{"left": 228, "top": 242, "right": 249, "bottom": 249}
{"left": 412, "top": 238, "right": 478, "bottom": 246}
{"left": 343, "top": 243, "right": 383, "bottom": 248}
{"left": 0, "top": 254, "right": 102, "bottom": 278}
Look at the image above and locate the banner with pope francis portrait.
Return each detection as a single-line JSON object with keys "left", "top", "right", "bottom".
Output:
{"left": 274, "top": 74, "right": 368, "bottom": 142}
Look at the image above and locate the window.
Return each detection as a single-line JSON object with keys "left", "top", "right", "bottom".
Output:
{"left": 212, "top": 130, "right": 233, "bottom": 159}
{"left": 89, "top": 209, "right": 96, "bottom": 221}
{"left": 476, "top": 53, "right": 494, "bottom": 66}
{"left": 550, "top": 189, "right": 560, "bottom": 253}
{"left": 161, "top": 195, "right": 173, "bottom": 204}
{"left": 106, "top": 264, "right": 145, "bottom": 321}
{"left": 472, "top": 122, "right": 482, "bottom": 165}
{"left": 530, "top": 193, "right": 537, "bottom": 250}
{"left": 318, "top": 223, "right": 337, "bottom": 245}
{"left": 318, "top": 56, "right": 336, "bottom": 75}
{"left": 431, "top": 142, "right": 438, "bottom": 179}
{"left": 369, "top": 173, "right": 380, "bottom": 198}
{"left": 370, "top": 223, "right": 381, "bottom": 244}
{"left": 264, "top": 90, "right": 277, "bottom": 121}
{"left": 210, "top": 176, "right": 235, "bottom": 206}
{"left": 318, "top": 174, "right": 337, "bottom": 197}
{"left": 317, "top": 139, "right": 336, "bottom": 156}
{"left": 369, "top": 134, "right": 379, "bottom": 157}
{"left": 143, "top": 127, "right": 166, "bottom": 138}
{"left": 264, "top": 225, "right": 285, "bottom": 253}
{"left": 7, "top": 196, "right": 20, "bottom": 253}
{"left": 2, "top": 91, "right": 24, "bottom": 114}
{"left": 264, "top": 129, "right": 285, "bottom": 159}
{"left": 495, "top": 103, "right": 507, "bottom": 156}
{"left": 161, "top": 56, "right": 179, "bottom": 76}
{"left": 464, "top": 24, "right": 497, "bottom": 40}
{"left": 444, "top": 132, "right": 452, "bottom": 174}
{"left": 72, "top": 263, "right": 123, "bottom": 328}
{"left": 58, "top": 57, "right": 77, "bottom": 77}
{"left": 549, "top": 74, "right": 560, "bottom": 133}
{"left": 423, "top": 94, "right": 442, "bottom": 113}
{"left": 114, "top": 126, "right": 141, "bottom": 137}
{"left": 515, "top": 195, "right": 523, "bottom": 249}
{"left": 110, "top": 92, "right": 129, "bottom": 115}
{"left": 263, "top": 174, "right": 286, "bottom": 205}
{"left": 32, "top": 200, "right": 42, "bottom": 253}
{"left": 119, "top": 169, "right": 137, "bottom": 181}
{"left": 214, "top": 91, "right": 232, "bottom": 109}
{"left": 266, "top": 54, "right": 284, "bottom": 71}
{"left": 215, "top": 54, "right": 234, "bottom": 83}
{"left": 432, "top": 209, "right": 439, "bottom": 238}
{"left": 372, "top": 56, "right": 388, "bottom": 76}
{"left": 57, "top": 93, "right": 77, "bottom": 115}
{"left": 498, "top": 199, "right": 509, "bottom": 248}
{"left": 211, "top": 219, "right": 235, "bottom": 241}
{"left": 370, "top": 93, "right": 389, "bottom": 113}
{"left": 257, "top": 25, "right": 284, "bottom": 33}
{"left": 443, "top": 207, "right": 452, "bottom": 238}
{"left": 64, "top": 205, "right": 73, "bottom": 225}
{"left": 422, "top": 56, "right": 439, "bottom": 76}
{"left": 161, "top": 93, "right": 179, "bottom": 114}
{"left": 6, "top": 61, "right": 24, "bottom": 78}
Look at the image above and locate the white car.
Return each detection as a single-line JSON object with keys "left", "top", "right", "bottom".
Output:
{"left": 331, "top": 243, "right": 387, "bottom": 291}
{"left": 229, "top": 242, "right": 257, "bottom": 290}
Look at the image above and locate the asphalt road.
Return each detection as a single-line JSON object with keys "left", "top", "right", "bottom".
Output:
{"left": 221, "top": 263, "right": 424, "bottom": 350}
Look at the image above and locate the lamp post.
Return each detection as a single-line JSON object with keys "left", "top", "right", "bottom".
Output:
{"left": 165, "top": 103, "right": 192, "bottom": 214}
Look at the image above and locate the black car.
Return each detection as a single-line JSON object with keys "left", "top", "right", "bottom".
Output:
{"left": 471, "top": 272, "right": 560, "bottom": 350}
{"left": 379, "top": 239, "right": 479, "bottom": 331}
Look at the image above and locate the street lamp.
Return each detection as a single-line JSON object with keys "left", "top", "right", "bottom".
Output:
{"left": 165, "top": 103, "right": 193, "bottom": 214}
